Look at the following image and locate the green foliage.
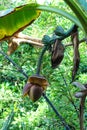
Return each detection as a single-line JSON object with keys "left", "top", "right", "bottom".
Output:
{"left": 0, "top": 3, "right": 41, "bottom": 41}
{"left": 0, "top": 0, "right": 87, "bottom": 130}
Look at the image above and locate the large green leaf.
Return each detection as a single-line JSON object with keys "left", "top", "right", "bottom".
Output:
{"left": 0, "top": 4, "right": 41, "bottom": 41}
{"left": 37, "top": 5, "right": 82, "bottom": 29}
{"left": 0, "top": 3, "right": 84, "bottom": 42}
{"left": 64, "top": 0, "right": 87, "bottom": 34}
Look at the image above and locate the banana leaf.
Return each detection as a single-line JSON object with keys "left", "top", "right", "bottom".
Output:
{"left": 0, "top": 3, "right": 84, "bottom": 42}
{"left": 0, "top": 4, "right": 41, "bottom": 41}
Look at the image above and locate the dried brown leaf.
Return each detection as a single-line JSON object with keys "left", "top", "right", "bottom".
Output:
{"left": 71, "top": 31, "right": 80, "bottom": 81}
{"left": 51, "top": 39, "right": 65, "bottom": 69}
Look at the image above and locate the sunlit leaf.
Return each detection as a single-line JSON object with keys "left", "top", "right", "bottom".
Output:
{"left": 0, "top": 4, "right": 41, "bottom": 41}
{"left": 0, "top": 4, "right": 83, "bottom": 42}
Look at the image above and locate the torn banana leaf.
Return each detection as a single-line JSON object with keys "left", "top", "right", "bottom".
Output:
{"left": 0, "top": 4, "right": 41, "bottom": 41}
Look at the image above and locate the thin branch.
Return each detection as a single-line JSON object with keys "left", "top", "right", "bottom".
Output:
{"left": 12, "top": 36, "right": 87, "bottom": 48}
{"left": 36, "top": 45, "right": 47, "bottom": 75}
{"left": 65, "top": 38, "right": 87, "bottom": 47}
{"left": 42, "top": 93, "right": 70, "bottom": 130}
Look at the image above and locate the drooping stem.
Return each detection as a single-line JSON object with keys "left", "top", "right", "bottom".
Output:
{"left": 36, "top": 45, "right": 47, "bottom": 75}
{"left": 59, "top": 24, "right": 78, "bottom": 41}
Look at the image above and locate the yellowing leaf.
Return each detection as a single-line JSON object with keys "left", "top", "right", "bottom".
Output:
{"left": 0, "top": 4, "right": 41, "bottom": 41}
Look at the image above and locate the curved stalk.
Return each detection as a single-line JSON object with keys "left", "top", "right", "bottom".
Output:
{"left": 36, "top": 45, "right": 47, "bottom": 75}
